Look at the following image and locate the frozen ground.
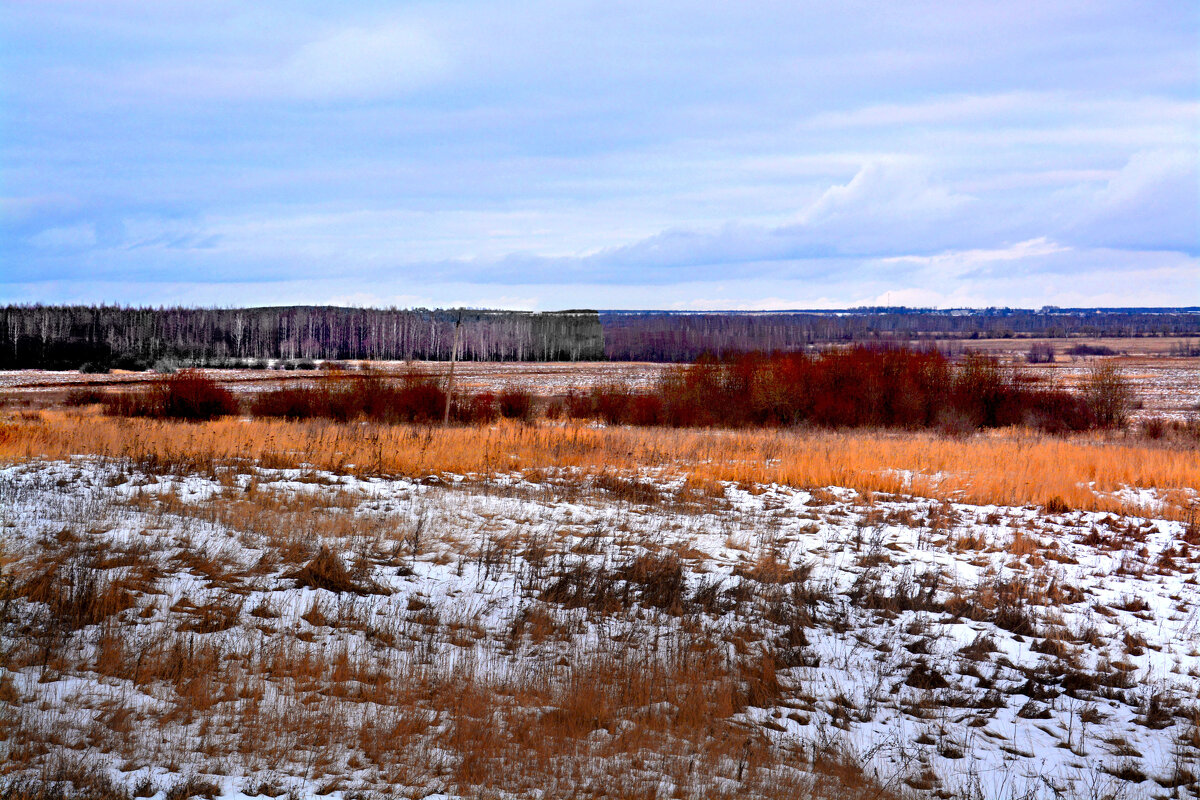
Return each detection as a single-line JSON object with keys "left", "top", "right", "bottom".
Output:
{"left": 2, "top": 359, "right": 1195, "bottom": 422}
{"left": 0, "top": 362, "right": 669, "bottom": 400}
{"left": 1, "top": 459, "right": 1198, "bottom": 799}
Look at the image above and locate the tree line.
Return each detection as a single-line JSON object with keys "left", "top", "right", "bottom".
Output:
{"left": 599, "top": 309, "right": 1200, "bottom": 361}
{"left": 0, "top": 305, "right": 605, "bottom": 369}
{"left": 6, "top": 304, "right": 1197, "bottom": 370}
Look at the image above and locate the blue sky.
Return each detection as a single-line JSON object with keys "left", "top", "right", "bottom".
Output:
{"left": 1, "top": 1, "right": 1197, "bottom": 309}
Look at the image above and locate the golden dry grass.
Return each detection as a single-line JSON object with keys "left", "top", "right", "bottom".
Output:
{"left": 2, "top": 409, "right": 1197, "bottom": 518}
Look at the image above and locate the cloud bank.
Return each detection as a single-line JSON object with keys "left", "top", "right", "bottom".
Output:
{"left": 1, "top": 1, "right": 1196, "bottom": 308}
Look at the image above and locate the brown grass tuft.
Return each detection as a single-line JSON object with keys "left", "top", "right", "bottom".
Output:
{"left": 3, "top": 411, "right": 1196, "bottom": 519}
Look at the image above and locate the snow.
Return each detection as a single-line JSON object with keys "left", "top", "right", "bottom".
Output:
{"left": 1, "top": 457, "right": 1197, "bottom": 799}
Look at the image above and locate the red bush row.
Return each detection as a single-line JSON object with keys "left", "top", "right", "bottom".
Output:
{"left": 563, "top": 348, "right": 1104, "bottom": 432}
{"left": 101, "top": 370, "right": 536, "bottom": 424}
{"left": 102, "top": 371, "right": 238, "bottom": 421}
{"left": 250, "top": 373, "right": 535, "bottom": 424}
{"left": 97, "top": 350, "right": 1118, "bottom": 433}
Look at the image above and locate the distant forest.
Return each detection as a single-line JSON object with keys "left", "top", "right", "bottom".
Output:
{"left": 600, "top": 309, "right": 1200, "bottom": 361}
{"left": 3, "top": 305, "right": 1199, "bottom": 369}
{"left": 0, "top": 306, "right": 605, "bottom": 369}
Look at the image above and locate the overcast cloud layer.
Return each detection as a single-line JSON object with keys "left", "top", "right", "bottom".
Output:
{"left": 1, "top": 1, "right": 1197, "bottom": 309}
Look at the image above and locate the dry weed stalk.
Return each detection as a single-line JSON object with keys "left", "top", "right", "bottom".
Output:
{"left": 2, "top": 411, "right": 1197, "bottom": 518}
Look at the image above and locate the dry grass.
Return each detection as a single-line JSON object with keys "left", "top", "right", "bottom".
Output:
{"left": 5, "top": 440, "right": 1197, "bottom": 798}
{"left": 0, "top": 481, "right": 907, "bottom": 800}
{"left": 2, "top": 409, "right": 1197, "bottom": 518}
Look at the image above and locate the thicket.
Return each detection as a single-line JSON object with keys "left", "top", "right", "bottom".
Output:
{"left": 101, "top": 371, "right": 238, "bottom": 421}
{"left": 92, "top": 348, "right": 1129, "bottom": 433}
{"left": 249, "top": 373, "right": 536, "bottom": 425}
{"left": 97, "top": 370, "right": 537, "bottom": 424}
{"left": 564, "top": 348, "right": 1123, "bottom": 432}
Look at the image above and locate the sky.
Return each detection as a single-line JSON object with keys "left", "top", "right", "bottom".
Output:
{"left": 1, "top": 1, "right": 1197, "bottom": 310}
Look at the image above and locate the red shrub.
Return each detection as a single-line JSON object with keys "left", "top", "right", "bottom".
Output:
{"left": 104, "top": 370, "right": 238, "bottom": 421}
{"left": 568, "top": 346, "right": 1100, "bottom": 433}
{"left": 498, "top": 388, "right": 534, "bottom": 421}
{"left": 628, "top": 394, "right": 664, "bottom": 426}
{"left": 564, "top": 390, "right": 594, "bottom": 419}
{"left": 591, "top": 384, "right": 634, "bottom": 425}
{"left": 248, "top": 370, "right": 518, "bottom": 426}
{"left": 457, "top": 391, "right": 499, "bottom": 424}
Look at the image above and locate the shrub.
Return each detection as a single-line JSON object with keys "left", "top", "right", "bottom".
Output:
{"left": 497, "top": 388, "right": 534, "bottom": 421}
{"left": 64, "top": 388, "right": 107, "bottom": 406}
{"left": 158, "top": 371, "right": 239, "bottom": 420}
{"left": 104, "top": 371, "right": 238, "bottom": 421}
{"left": 1067, "top": 343, "right": 1119, "bottom": 357}
{"left": 1026, "top": 342, "right": 1056, "bottom": 364}
{"left": 562, "top": 347, "right": 1104, "bottom": 433}
{"left": 249, "top": 371, "right": 511, "bottom": 425}
{"left": 1083, "top": 362, "right": 1132, "bottom": 428}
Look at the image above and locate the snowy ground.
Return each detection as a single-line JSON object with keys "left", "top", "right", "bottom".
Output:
{"left": 0, "top": 362, "right": 669, "bottom": 400}
{"left": 1, "top": 458, "right": 1197, "bottom": 799}
{"left": 2, "top": 359, "right": 1195, "bottom": 422}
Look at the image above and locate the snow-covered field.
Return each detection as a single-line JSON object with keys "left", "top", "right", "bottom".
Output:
{"left": 3, "top": 358, "right": 1195, "bottom": 422}
{"left": 1, "top": 459, "right": 1197, "bottom": 799}
{"left": 0, "top": 361, "right": 669, "bottom": 399}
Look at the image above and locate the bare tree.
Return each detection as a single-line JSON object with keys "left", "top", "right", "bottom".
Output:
{"left": 1084, "top": 361, "right": 1133, "bottom": 428}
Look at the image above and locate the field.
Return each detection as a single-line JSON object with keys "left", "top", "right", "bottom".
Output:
{"left": 1, "top": 357, "right": 1198, "bottom": 800}
{"left": 2, "top": 345, "right": 1196, "bottom": 422}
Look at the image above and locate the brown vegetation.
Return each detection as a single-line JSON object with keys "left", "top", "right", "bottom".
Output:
{"left": 100, "top": 371, "right": 238, "bottom": 421}
{"left": 1, "top": 410, "right": 1197, "bottom": 519}
{"left": 0, "top": 484, "right": 912, "bottom": 800}
{"left": 564, "top": 348, "right": 1124, "bottom": 432}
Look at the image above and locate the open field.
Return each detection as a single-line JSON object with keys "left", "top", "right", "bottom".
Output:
{"left": 952, "top": 337, "right": 1200, "bottom": 359}
{"left": 1, "top": 354, "right": 1194, "bottom": 421}
{"left": 0, "top": 362, "right": 667, "bottom": 403}
{"left": 1, "top": 365, "right": 1199, "bottom": 800}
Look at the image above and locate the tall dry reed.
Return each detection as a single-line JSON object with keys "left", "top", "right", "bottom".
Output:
{"left": 2, "top": 411, "right": 1196, "bottom": 518}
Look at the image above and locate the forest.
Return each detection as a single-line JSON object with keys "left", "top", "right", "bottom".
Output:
{"left": 4, "top": 305, "right": 1199, "bottom": 369}
{"left": 0, "top": 306, "right": 605, "bottom": 369}
{"left": 600, "top": 308, "right": 1200, "bottom": 360}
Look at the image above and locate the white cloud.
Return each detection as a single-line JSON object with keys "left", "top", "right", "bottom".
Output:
{"left": 1065, "top": 149, "right": 1199, "bottom": 252}
{"left": 98, "top": 20, "right": 451, "bottom": 102}
{"left": 276, "top": 24, "right": 450, "bottom": 99}
{"left": 800, "top": 160, "right": 973, "bottom": 227}
{"left": 27, "top": 223, "right": 96, "bottom": 250}
{"left": 804, "top": 93, "right": 1199, "bottom": 130}
{"left": 878, "top": 238, "right": 1070, "bottom": 272}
